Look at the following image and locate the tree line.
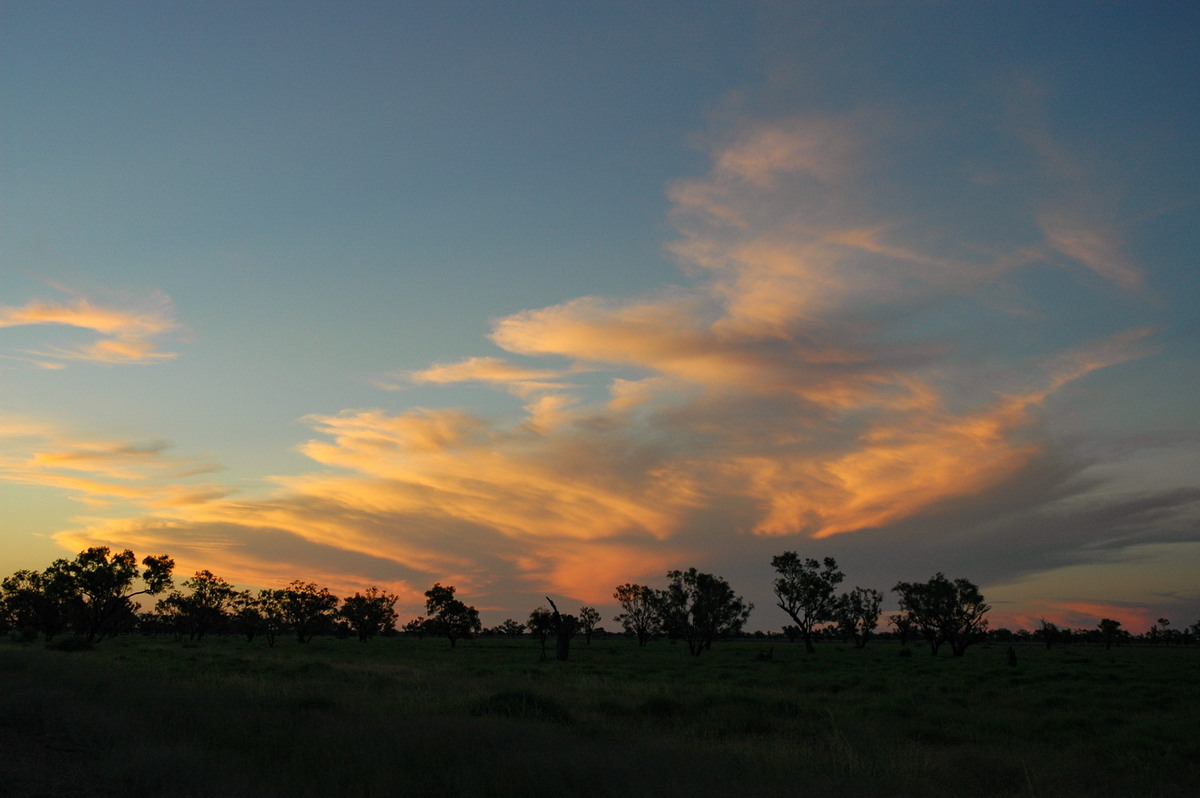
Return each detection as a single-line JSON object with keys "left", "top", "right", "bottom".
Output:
{"left": 3, "top": 546, "right": 1191, "bottom": 655}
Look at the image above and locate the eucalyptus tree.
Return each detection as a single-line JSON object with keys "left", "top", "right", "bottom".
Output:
{"left": 836, "top": 586, "right": 883, "bottom": 648}
{"left": 577, "top": 605, "right": 601, "bottom": 643}
{"left": 612, "top": 583, "right": 663, "bottom": 646}
{"left": 339, "top": 586, "right": 400, "bottom": 642}
{"left": 770, "top": 553, "right": 844, "bottom": 653}
{"left": 659, "top": 568, "right": 752, "bottom": 656}
{"left": 156, "top": 569, "right": 237, "bottom": 640}
{"left": 424, "top": 583, "right": 481, "bottom": 647}
{"left": 281, "top": 580, "right": 339, "bottom": 643}
{"left": 44, "top": 547, "right": 174, "bottom": 642}
{"left": 893, "top": 573, "right": 990, "bottom": 657}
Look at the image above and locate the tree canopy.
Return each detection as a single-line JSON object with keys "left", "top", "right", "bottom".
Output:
{"left": 659, "top": 568, "right": 752, "bottom": 656}
{"left": 771, "top": 553, "right": 844, "bottom": 653}
{"left": 893, "top": 573, "right": 990, "bottom": 656}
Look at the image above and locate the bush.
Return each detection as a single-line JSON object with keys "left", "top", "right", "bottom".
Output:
{"left": 46, "top": 636, "right": 94, "bottom": 652}
{"left": 469, "top": 690, "right": 571, "bottom": 724}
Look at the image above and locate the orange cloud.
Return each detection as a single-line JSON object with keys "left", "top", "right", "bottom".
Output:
{"left": 23, "top": 112, "right": 1169, "bottom": 623}
{"left": 0, "top": 290, "right": 180, "bottom": 365}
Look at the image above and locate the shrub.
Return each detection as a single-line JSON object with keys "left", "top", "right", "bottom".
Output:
{"left": 46, "top": 636, "right": 94, "bottom": 652}
{"left": 468, "top": 690, "right": 571, "bottom": 724}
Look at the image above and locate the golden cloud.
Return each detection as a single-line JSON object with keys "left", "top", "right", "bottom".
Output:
{"left": 0, "top": 290, "right": 180, "bottom": 365}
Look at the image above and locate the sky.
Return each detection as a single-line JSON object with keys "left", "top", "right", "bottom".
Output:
{"left": 2, "top": 2, "right": 1198, "bottom": 634}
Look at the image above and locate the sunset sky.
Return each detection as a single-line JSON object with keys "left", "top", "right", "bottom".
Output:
{"left": 3, "top": 2, "right": 1198, "bottom": 634}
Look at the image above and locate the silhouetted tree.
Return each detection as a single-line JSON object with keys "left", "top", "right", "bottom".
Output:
{"left": 44, "top": 547, "right": 174, "bottom": 642}
{"left": 229, "top": 590, "right": 264, "bottom": 642}
{"left": 893, "top": 573, "right": 990, "bottom": 657}
{"left": 256, "top": 589, "right": 287, "bottom": 646}
{"left": 340, "top": 587, "right": 400, "bottom": 642}
{"left": 659, "top": 568, "right": 752, "bottom": 656}
{"left": 1099, "top": 614, "right": 1123, "bottom": 648}
{"left": 836, "top": 587, "right": 883, "bottom": 648}
{"left": 1, "top": 569, "right": 69, "bottom": 640}
{"left": 494, "top": 618, "right": 525, "bottom": 638}
{"left": 424, "top": 583, "right": 481, "bottom": 647}
{"left": 1036, "top": 618, "right": 1060, "bottom": 649}
{"left": 528, "top": 606, "right": 554, "bottom": 657}
{"left": 156, "top": 569, "right": 237, "bottom": 640}
{"left": 613, "top": 583, "right": 663, "bottom": 646}
{"left": 890, "top": 613, "right": 914, "bottom": 647}
{"left": 281, "top": 580, "right": 339, "bottom": 643}
{"left": 546, "top": 597, "right": 577, "bottom": 661}
{"left": 402, "top": 616, "right": 431, "bottom": 637}
{"left": 771, "top": 553, "right": 844, "bottom": 653}
{"left": 577, "top": 605, "right": 601, "bottom": 643}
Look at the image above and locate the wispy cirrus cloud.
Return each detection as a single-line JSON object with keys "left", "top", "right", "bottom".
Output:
{"left": 0, "top": 416, "right": 222, "bottom": 507}
{"left": 46, "top": 109, "right": 1194, "bottom": 626}
{"left": 0, "top": 287, "right": 181, "bottom": 366}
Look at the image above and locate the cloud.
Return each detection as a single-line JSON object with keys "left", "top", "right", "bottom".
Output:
{"left": 0, "top": 416, "right": 222, "bottom": 507}
{"left": 1039, "top": 211, "right": 1142, "bottom": 289}
{"left": 0, "top": 288, "right": 181, "bottom": 366}
{"left": 27, "top": 110, "right": 1195, "bottom": 630}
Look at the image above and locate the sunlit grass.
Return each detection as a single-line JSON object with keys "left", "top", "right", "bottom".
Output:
{"left": 1, "top": 636, "right": 1197, "bottom": 796}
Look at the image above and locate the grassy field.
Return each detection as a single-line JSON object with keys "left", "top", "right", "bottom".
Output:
{"left": 1, "top": 635, "right": 1196, "bottom": 797}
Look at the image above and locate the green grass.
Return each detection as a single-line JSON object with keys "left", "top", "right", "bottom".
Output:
{"left": 1, "top": 636, "right": 1197, "bottom": 797}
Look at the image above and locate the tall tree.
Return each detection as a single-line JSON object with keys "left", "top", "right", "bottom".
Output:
{"left": 1, "top": 569, "right": 70, "bottom": 640}
{"left": 836, "top": 586, "right": 883, "bottom": 648}
{"left": 612, "top": 583, "right": 663, "bottom": 647}
{"left": 577, "top": 606, "right": 601, "bottom": 643}
{"left": 545, "top": 597, "right": 577, "bottom": 661}
{"left": 893, "top": 573, "right": 990, "bottom": 657}
{"left": 339, "top": 586, "right": 400, "bottom": 642}
{"left": 659, "top": 568, "right": 753, "bottom": 656}
{"left": 424, "top": 583, "right": 481, "bottom": 647}
{"left": 156, "top": 569, "right": 237, "bottom": 640}
{"left": 1097, "top": 617, "right": 1123, "bottom": 650}
{"left": 281, "top": 581, "right": 339, "bottom": 643}
{"left": 528, "top": 606, "right": 554, "bottom": 657}
{"left": 770, "top": 553, "right": 844, "bottom": 653}
{"left": 45, "top": 547, "right": 174, "bottom": 642}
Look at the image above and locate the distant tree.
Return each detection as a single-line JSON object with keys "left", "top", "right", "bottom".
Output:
{"left": 612, "top": 583, "right": 663, "bottom": 647}
{"left": 577, "top": 606, "right": 601, "bottom": 644}
{"left": 836, "top": 587, "right": 883, "bottom": 648}
{"left": 156, "top": 569, "right": 237, "bottom": 641}
{"left": 339, "top": 587, "right": 400, "bottom": 642}
{"left": 256, "top": 589, "right": 287, "bottom": 646}
{"left": 281, "top": 581, "right": 339, "bottom": 643}
{"left": 424, "top": 583, "right": 481, "bottom": 647}
{"left": 228, "top": 590, "right": 264, "bottom": 642}
{"left": 893, "top": 573, "right": 990, "bottom": 657}
{"left": 546, "top": 597, "right": 577, "bottom": 661}
{"left": 890, "top": 613, "right": 914, "bottom": 647}
{"left": 402, "top": 616, "right": 431, "bottom": 637}
{"left": 770, "top": 553, "right": 844, "bottom": 653}
{"left": 495, "top": 618, "right": 526, "bottom": 638}
{"left": 528, "top": 606, "right": 554, "bottom": 657}
{"left": 44, "top": 547, "right": 174, "bottom": 642}
{"left": 1, "top": 569, "right": 70, "bottom": 640}
{"left": 1097, "top": 618, "right": 1122, "bottom": 650}
{"left": 1036, "top": 618, "right": 1060, "bottom": 650}
{"left": 1156, "top": 617, "right": 1172, "bottom": 645}
{"left": 659, "top": 568, "right": 753, "bottom": 656}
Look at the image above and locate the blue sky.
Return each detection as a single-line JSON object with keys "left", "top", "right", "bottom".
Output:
{"left": 3, "top": 2, "right": 1198, "bottom": 632}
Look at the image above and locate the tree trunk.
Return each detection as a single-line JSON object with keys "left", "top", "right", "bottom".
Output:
{"left": 546, "top": 597, "right": 572, "bottom": 661}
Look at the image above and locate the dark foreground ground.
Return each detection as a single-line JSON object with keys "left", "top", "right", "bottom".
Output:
{"left": 1, "top": 635, "right": 1197, "bottom": 797}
